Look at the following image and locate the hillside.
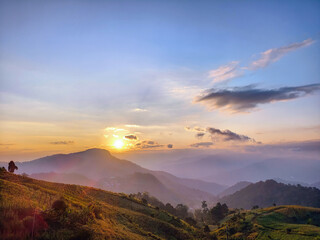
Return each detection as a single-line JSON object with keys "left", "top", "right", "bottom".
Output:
{"left": 212, "top": 205, "right": 320, "bottom": 239}
{"left": 0, "top": 169, "right": 206, "bottom": 240}
{"left": 5, "top": 148, "right": 217, "bottom": 208}
{"left": 218, "top": 181, "right": 252, "bottom": 197}
{"left": 219, "top": 179, "right": 320, "bottom": 209}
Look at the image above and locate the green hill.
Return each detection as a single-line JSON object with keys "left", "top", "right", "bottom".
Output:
{"left": 0, "top": 169, "right": 205, "bottom": 240}
{"left": 212, "top": 205, "right": 320, "bottom": 240}
{"left": 219, "top": 179, "right": 320, "bottom": 209}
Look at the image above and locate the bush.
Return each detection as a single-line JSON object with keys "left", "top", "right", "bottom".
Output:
{"left": 52, "top": 198, "right": 68, "bottom": 213}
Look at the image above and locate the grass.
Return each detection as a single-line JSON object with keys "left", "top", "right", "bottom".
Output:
{"left": 0, "top": 169, "right": 204, "bottom": 240}
{"left": 211, "top": 205, "right": 320, "bottom": 240}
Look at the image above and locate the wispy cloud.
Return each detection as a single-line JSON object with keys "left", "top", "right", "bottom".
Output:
{"left": 190, "top": 142, "right": 213, "bottom": 148}
{"left": 124, "top": 134, "right": 138, "bottom": 140}
{"left": 135, "top": 140, "right": 164, "bottom": 149}
{"left": 50, "top": 141, "right": 74, "bottom": 145}
{"left": 207, "top": 127, "right": 256, "bottom": 142}
{"left": 208, "top": 61, "right": 243, "bottom": 83}
{"left": 249, "top": 38, "right": 314, "bottom": 69}
{"left": 196, "top": 132, "right": 205, "bottom": 139}
{"left": 206, "top": 38, "right": 314, "bottom": 85}
{"left": 195, "top": 83, "right": 320, "bottom": 112}
{"left": 131, "top": 108, "right": 148, "bottom": 112}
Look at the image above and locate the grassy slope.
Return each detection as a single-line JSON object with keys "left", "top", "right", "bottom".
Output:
{"left": 213, "top": 205, "right": 320, "bottom": 240}
{"left": 0, "top": 170, "right": 203, "bottom": 240}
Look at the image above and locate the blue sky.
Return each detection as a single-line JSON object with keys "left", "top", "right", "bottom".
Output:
{"left": 0, "top": 0, "right": 319, "bottom": 160}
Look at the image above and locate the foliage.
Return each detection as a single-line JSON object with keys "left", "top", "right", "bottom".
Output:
{"left": 0, "top": 171, "right": 205, "bottom": 240}
{"left": 220, "top": 179, "right": 320, "bottom": 209}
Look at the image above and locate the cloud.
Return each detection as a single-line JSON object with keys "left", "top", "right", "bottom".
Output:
{"left": 124, "top": 134, "right": 138, "bottom": 140}
{"left": 196, "top": 132, "right": 205, "bottom": 139}
{"left": 135, "top": 140, "right": 164, "bottom": 149}
{"left": 195, "top": 83, "right": 320, "bottom": 112}
{"left": 132, "top": 108, "right": 148, "bottom": 112}
{"left": 250, "top": 38, "right": 314, "bottom": 69}
{"left": 50, "top": 141, "right": 74, "bottom": 145}
{"left": 208, "top": 61, "right": 243, "bottom": 83}
{"left": 190, "top": 142, "right": 213, "bottom": 148}
{"left": 167, "top": 144, "right": 173, "bottom": 148}
{"left": 185, "top": 126, "right": 206, "bottom": 132}
{"left": 207, "top": 127, "right": 255, "bottom": 142}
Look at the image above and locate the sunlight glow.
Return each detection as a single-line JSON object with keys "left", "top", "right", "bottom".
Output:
{"left": 113, "top": 139, "right": 125, "bottom": 149}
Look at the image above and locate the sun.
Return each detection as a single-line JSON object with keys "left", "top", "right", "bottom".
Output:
{"left": 113, "top": 139, "right": 125, "bottom": 149}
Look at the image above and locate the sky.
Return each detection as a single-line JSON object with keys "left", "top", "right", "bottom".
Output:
{"left": 0, "top": 0, "right": 320, "bottom": 161}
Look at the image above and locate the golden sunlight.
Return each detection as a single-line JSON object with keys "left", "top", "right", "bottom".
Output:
{"left": 113, "top": 139, "right": 125, "bottom": 149}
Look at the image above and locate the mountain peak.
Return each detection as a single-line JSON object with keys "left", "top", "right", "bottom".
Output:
{"left": 82, "top": 148, "right": 111, "bottom": 155}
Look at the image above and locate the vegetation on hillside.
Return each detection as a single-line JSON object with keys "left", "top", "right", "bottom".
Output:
{"left": 1, "top": 168, "right": 320, "bottom": 240}
{"left": 219, "top": 179, "right": 320, "bottom": 209}
{"left": 211, "top": 205, "right": 320, "bottom": 240}
{"left": 0, "top": 168, "right": 206, "bottom": 240}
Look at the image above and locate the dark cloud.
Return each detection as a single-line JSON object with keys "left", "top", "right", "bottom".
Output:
{"left": 50, "top": 141, "right": 74, "bottom": 145}
{"left": 207, "top": 127, "right": 255, "bottom": 142}
{"left": 124, "top": 134, "right": 138, "bottom": 140}
{"left": 190, "top": 142, "right": 213, "bottom": 148}
{"left": 196, "top": 132, "right": 205, "bottom": 139}
{"left": 195, "top": 84, "right": 320, "bottom": 112}
{"left": 167, "top": 144, "right": 173, "bottom": 148}
{"left": 135, "top": 140, "right": 163, "bottom": 149}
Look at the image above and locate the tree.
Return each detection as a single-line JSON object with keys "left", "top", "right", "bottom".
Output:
{"left": 202, "top": 201, "right": 209, "bottom": 213}
{"left": 8, "top": 161, "right": 18, "bottom": 173}
{"left": 175, "top": 204, "right": 189, "bottom": 219}
{"left": 210, "top": 202, "right": 229, "bottom": 224}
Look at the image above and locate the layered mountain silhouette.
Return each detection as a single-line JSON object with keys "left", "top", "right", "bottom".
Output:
{"left": 7, "top": 148, "right": 223, "bottom": 207}
{"left": 219, "top": 179, "right": 320, "bottom": 209}
{"left": 218, "top": 181, "right": 252, "bottom": 197}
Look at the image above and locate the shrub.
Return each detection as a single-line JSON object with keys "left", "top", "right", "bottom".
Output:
{"left": 52, "top": 198, "right": 68, "bottom": 213}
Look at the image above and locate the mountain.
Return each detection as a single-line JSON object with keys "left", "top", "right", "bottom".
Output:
{"left": 15, "top": 148, "right": 148, "bottom": 179}
{"left": 219, "top": 179, "right": 320, "bottom": 209}
{"left": 8, "top": 148, "right": 218, "bottom": 208}
{"left": 161, "top": 154, "right": 251, "bottom": 182}
{"left": 218, "top": 181, "right": 252, "bottom": 197}
{"left": 312, "top": 181, "right": 320, "bottom": 190}
{"left": 204, "top": 157, "right": 320, "bottom": 185}
{"left": 0, "top": 169, "right": 205, "bottom": 240}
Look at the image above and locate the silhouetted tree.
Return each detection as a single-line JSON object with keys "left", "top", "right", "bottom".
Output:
{"left": 210, "top": 202, "right": 228, "bottom": 224}
{"left": 8, "top": 161, "right": 18, "bottom": 173}
{"left": 175, "top": 204, "right": 189, "bottom": 219}
{"left": 52, "top": 198, "right": 68, "bottom": 213}
{"left": 202, "top": 200, "right": 209, "bottom": 213}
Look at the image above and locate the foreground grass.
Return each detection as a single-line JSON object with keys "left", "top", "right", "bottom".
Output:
{"left": 0, "top": 169, "right": 204, "bottom": 240}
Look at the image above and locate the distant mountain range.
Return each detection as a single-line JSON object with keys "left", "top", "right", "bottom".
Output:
{"left": 219, "top": 179, "right": 320, "bottom": 209}
{"left": 1, "top": 148, "right": 225, "bottom": 208}
{"left": 159, "top": 154, "right": 320, "bottom": 185}
{"left": 1, "top": 148, "right": 319, "bottom": 210}
{"left": 218, "top": 181, "right": 252, "bottom": 197}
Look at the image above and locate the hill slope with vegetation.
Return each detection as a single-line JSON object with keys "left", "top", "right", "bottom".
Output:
{"left": 4, "top": 148, "right": 216, "bottom": 208}
{"left": 0, "top": 168, "right": 205, "bottom": 240}
{"left": 211, "top": 205, "right": 320, "bottom": 240}
{"left": 219, "top": 179, "right": 320, "bottom": 209}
